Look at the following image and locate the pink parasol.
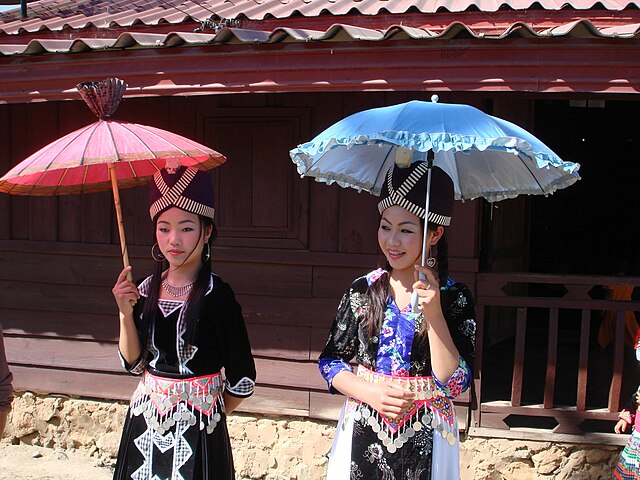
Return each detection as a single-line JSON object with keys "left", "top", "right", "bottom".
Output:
{"left": 0, "top": 77, "right": 226, "bottom": 280}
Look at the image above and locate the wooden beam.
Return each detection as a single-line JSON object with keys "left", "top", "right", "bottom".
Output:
{"left": 469, "top": 427, "right": 628, "bottom": 447}
{"left": 543, "top": 308, "right": 558, "bottom": 409}
{"left": 511, "top": 307, "right": 526, "bottom": 407}
{"left": 1, "top": 39, "right": 639, "bottom": 105}
{"left": 608, "top": 310, "right": 625, "bottom": 412}
{"left": 481, "top": 401, "right": 618, "bottom": 421}
{"left": 235, "top": 386, "right": 310, "bottom": 418}
{"left": 11, "top": 365, "right": 137, "bottom": 401}
{"left": 576, "top": 310, "right": 590, "bottom": 411}
{"left": 471, "top": 304, "right": 485, "bottom": 428}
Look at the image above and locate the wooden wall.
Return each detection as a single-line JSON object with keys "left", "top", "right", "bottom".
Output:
{"left": 0, "top": 91, "right": 481, "bottom": 422}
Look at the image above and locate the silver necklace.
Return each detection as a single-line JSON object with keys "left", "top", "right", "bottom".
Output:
{"left": 161, "top": 279, "right": 194, "bottom": 297}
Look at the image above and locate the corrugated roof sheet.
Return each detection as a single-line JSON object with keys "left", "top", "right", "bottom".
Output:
{"left": 0, "top": 0, "right": 639, "bottom": 35}
{"left": 1, "top": 19, "right": 638, "bottom": 56}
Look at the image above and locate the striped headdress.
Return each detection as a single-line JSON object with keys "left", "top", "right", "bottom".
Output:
{"left": 149, "top": 167, "right": 215, "bottom": 221}
{"left": 377, "top": 161, "right": 453, "bottom": 226}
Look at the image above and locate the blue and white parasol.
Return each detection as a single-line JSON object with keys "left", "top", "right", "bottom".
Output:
{"left": 290, "top": 97, "right": 581, "bottom": 310}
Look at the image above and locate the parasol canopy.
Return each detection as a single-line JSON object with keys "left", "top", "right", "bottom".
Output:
{"left": 290, "top": 98, "right": 580, "bottom": 203}
{"left": 0, "top": 78, "right": 225, "bottom": 196}
{"left": 0, "top": 77, "right": 226, "bottom": 280}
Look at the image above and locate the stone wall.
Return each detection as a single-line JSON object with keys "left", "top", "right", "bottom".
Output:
{"left": 2, "top": 392, "right": 623, "bottom": 479}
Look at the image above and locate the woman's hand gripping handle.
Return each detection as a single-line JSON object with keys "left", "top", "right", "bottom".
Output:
{"left": 112, "top": 266, "right": 140, "bottom": 316}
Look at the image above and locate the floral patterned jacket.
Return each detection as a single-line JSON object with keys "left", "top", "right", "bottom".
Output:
{"left": 319, "top": 268, "right": 476, "bottom": 398}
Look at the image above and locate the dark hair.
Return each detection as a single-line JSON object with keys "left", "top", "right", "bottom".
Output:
{"left": 140, "top": 215, "right": 217, "bottom": 350}
{"left": 363, "top": 223, "right": 449, "bottom": 340}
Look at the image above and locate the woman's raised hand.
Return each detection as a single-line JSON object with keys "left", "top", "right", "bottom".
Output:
{"left": 112, "top": 266, "right": 140, "bottom": 315}
{"left": 413, "top": 265, "right": 442, "bottom": 317}
{"left": 363, "top": 381, "right": 414, "bottom": 420}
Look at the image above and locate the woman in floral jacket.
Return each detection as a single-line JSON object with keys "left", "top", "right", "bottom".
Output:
{"left": 319, "top": 161, "right": 475, "bottom": 480}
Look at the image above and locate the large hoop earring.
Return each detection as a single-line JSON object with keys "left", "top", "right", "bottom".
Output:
{"left": 151, "top": 243, "right": 165, "bottom": 262}
{"left": 202, "top": 243, "right": 211, "bottom": 263}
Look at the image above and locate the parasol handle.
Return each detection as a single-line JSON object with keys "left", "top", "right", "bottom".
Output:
{"left": 108, "top": 164, "right": 133, "bottom": 282}
{"left": 411, "top": 151, "right": 434, "bottom": 313}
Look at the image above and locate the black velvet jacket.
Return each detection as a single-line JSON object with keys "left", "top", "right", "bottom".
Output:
{"left": 122, "top": 274, "right": 256, "bottom": 398}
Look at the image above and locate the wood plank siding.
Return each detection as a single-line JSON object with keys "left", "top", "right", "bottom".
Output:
{"left": 0, "top": 92, "right": 480, "bottom": 423}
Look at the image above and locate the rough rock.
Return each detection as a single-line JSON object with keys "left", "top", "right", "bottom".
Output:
{"left": 2, "top": 391, "right": 624, "bottom": 479}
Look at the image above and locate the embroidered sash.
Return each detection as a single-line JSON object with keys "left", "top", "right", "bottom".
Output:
{"left": 130, "top": 371, "right": 224, "bottom": 435}
{"left": 346, "top": 365, "right": 457, "bottom": 453}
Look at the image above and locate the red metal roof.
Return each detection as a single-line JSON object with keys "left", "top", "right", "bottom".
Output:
{"left": 1, "top": 1, "right": 638, "bottom": 100}
{"left": 1, "top": 29, "right": 638, "bottom": 103}
{"left": 1, "top": 19, "right": 639, "bottom": 56}
{"left": 1, "top": 0, "right": 639, "bottom": 35}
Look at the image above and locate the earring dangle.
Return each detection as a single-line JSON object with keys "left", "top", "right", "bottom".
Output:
{"left": 202, "top": 243, "right": 211, "bottom": 263}
{"left": 426, "top": 247, "right": 436, "bottom": 268}
{"left": 151, "top": 243, "right": 165, "bottom": 262}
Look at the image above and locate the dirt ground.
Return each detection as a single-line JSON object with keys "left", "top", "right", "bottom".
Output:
{"left": 0, "top": 443, "right": 113, "bottom": 480}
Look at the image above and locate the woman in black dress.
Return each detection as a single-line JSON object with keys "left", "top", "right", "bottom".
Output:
{"left": 112, "top": 166, "right": 256, "bottom": 480}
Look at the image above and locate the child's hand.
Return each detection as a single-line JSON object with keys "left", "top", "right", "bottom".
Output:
{"left": 615, "top": 419, "right": 630, "bottom": 434}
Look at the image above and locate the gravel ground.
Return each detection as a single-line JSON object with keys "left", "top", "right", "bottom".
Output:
{"left": 0, "top": 443, "right": 113, "bottom": 480}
